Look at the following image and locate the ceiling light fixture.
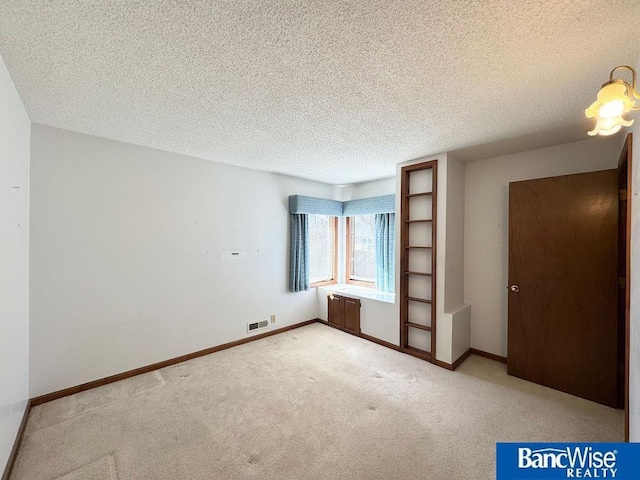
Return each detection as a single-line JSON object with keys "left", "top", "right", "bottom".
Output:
{"left": 585, "top": 65, "right": 640, "bottom": 136}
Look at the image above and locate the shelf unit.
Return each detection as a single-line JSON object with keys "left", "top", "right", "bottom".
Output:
{"left": 400, "top": 160, "right": 437, "bottom": 362}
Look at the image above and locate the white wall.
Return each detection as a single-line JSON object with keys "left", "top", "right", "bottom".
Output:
{"left": 449, "top": 304, "right": 471, "bottom": 364}
{"left": 464, "top": 137, "right": 621, "bottom": 357}
{"left": 29, "top": 125, "right": 335, "bottom": 397}
{"left": 441, "top": 154, "right": 470, "bottom": 364}
{"left": 341, "top": 177, "right": 396, "bottom": 201}
{"left": 443, "top": 156, "right": 465, "bottom": 312}
{"left": 0, "top": 54, "right": 30, "bottom": 471}
{"left": 627, "top": 55, "right": 640, "bottom": 442}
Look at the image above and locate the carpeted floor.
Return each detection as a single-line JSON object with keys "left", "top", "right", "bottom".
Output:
{"left": 11, "top": 323, "right": 623, "bottom": 479}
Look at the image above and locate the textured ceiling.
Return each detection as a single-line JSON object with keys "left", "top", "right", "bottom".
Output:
{"left": 1, "top": 1, "right": 640, "bottom": 184}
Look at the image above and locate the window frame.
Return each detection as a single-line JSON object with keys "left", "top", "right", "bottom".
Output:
{"left": 345, "top": 216, "right": 376, "bottom": 288}
{"left": 309, "top": 216, "right": 339, "bottom": 288}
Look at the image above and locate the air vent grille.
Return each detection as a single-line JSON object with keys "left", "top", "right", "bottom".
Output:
{"left": 247, "top": 320, "right": 269, "bottom": 333}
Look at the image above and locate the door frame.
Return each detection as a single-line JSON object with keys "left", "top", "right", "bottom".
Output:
{"left": 619, "top": 133, "right": 632, "bottom": 442}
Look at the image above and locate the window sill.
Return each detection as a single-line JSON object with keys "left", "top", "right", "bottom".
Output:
{"left": 310, "top": 279, "right": 337, "bottom": 288}
{"left": 319, "top": 283, "right": 395, "bottom": 304}
{"left": 346, "top": 279, "right": 375, "bottom": 288}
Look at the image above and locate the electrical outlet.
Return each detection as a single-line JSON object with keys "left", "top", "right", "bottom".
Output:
{"left": 270, "top": 314, "right": 276, "bottom": 323}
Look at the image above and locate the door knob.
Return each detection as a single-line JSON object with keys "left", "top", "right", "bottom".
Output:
{"left": 509, "top": 285, "right": 520, "bottom": 293}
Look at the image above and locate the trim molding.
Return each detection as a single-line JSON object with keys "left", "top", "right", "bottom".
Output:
{"left": 470, "top": 348, "right": 507, "bottom": 364}
{"left": 319, "top": 317, "right": 475, "bottom": 371}
{"left": 432, "top": 348, "right": 472, "bottom": 371}
{"left": 316, "top": 319, "right": 339, "bottom": 330}
{"left": 618, "top": 133, "right": 632, "bottom": 442}
{"left": 316, "top": 319, "right": 401, "bottom": 352}
{"left": 359, "top": 333, "right": 400, "bottom": 351}
{"left": 1, "top": 399, "right": 32, "bottom": 480}
{"left": 31, "top": 319, "right": 319, "bottom": 406}
{"left": 452, "top": 348, "right": 472, "bottom": 370}
{"left": 431, "top": 359, "right": 451, "bottom": 370}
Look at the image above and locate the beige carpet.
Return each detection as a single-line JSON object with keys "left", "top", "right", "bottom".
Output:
{"left": 11, "top": 323, "right": 623, "bottom": 479}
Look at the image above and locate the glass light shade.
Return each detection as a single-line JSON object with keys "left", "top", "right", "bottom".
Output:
{"left": 585, "top": 82, "right": 635, "bottom": 119}
{"left": 596, "top": 125, "right": 622, "bottom": 136}
{"left": 587, "top": 115, "right": 634, "bottom": 136}
{"left": 598, "top": 99, "right": 625, "bottom": 118}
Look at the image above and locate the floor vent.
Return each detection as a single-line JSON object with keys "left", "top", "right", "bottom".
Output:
{"left": 247, "top": 320, "right": 269, "bottom": 333}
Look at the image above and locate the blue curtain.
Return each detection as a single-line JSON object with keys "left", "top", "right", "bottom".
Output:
{"left": 375, "top": 213, "right": 395, "bottom": 293}
{"left": 289, "top": 214, "right": 309, "bottom": 292}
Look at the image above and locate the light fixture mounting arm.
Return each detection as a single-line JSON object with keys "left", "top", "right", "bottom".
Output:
{"left": 609, "top": 65, "right": 640, "bottom": 106}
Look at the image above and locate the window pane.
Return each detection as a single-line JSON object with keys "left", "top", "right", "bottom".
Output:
{"left": 309, "top": 215, "right": 335, "bottom": 284}
{"left": 349, "top": 214, "right": 375, "bottom": 282}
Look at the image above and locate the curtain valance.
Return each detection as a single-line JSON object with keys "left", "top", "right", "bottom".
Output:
{"left": 288, "top": 195, "right": 343, "bottom": 216}
{"left": 288, "top": 194, "right": 395, "bottom": 216}
{"left": 342, "top": 194, "right": 395, "bottom": 216}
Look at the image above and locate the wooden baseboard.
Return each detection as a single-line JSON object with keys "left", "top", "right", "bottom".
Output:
{"left": 452, "top": 348, "right": 472, "bottom": 369}
{"left": 402, "top": 345, "right": 432, "bottom": 362}
{"left": 1, "top": 399, "right": 32, "bottom": 480}
{"left": 431, "top": 359, "right": 452, "bottom": 370}
{"left": 359, "top": 333, "right": 400, "bottom": 351}
{"left": 315, "top": 319, "right": 401, "bottom": 352}
{"left": 316, "top": 319, "right": 341, "bottom": 331}
{"left": 25, "top": 327, "right": 507, "bottom": 408}
{"left": 431, "top": 348, "right": 472, "bottom": 371}
{"left": 31, "top": 319, "right": 320, "bottom": 406}
{"left": 470, "top": 348, "right": 507, "bottom": 364}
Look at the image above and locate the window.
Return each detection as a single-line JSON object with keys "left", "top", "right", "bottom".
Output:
{"left": 308, "top": 215, "right": 337, "bottom": 286}
{"left": 346, "top": 214, "right": 376, "bottom": 286}
{"left": 289, "top": 194, "right": 395, "bottom": 293}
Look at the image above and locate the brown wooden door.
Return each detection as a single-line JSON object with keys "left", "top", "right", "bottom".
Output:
{"left": 507, "top": 170, "right": 618, "bottom": 407}
{"left": 328, "top": 295, "right": 344, "bottom": 329}
{"left": 343, "top": 297, "right": 360, "bottom": 335}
